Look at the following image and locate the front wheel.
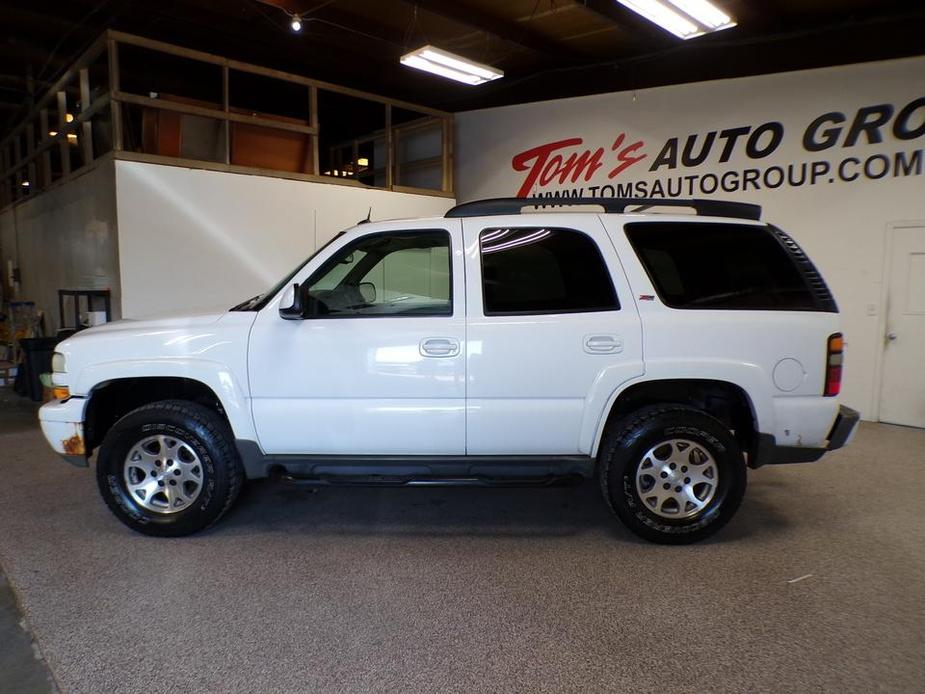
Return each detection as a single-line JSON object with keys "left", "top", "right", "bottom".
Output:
{"left": 96, "top": 400, "right": 244, "bottom": 537}
{"left": 598, "top": 405, "right": 746, "bottom": 544}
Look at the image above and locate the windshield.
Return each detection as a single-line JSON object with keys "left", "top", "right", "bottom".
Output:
{"left": 230, "top": 231, "right": 346, "bottom": 311}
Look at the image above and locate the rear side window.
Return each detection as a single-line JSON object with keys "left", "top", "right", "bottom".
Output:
{"left": 625, "top": 222, "right": 828, "bottom": 311}
{"left": 479, "top": 227, "right": 619, "bottom": 315}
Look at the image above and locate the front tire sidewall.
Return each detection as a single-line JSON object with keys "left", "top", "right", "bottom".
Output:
{"left": 603, "top": 409, "right": 746, "bottom": 544}
{"left": 96, "top": 406, "right": 232, "bottom": 536}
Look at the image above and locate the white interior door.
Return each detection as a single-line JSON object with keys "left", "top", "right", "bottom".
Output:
{"left": 879, "top": 224, "right": 925, "bottom": 428}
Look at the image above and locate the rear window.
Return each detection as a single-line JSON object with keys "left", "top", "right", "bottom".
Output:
{"left": 479, "top": 227, "right": 619, "bottom": 315}
{"left": 625, "top": 222, "right": 825, "bottom": 310}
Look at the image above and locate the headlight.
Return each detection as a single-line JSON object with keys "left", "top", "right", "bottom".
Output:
{"left": 52, "top": 352, "right": 67, "bottom": 373}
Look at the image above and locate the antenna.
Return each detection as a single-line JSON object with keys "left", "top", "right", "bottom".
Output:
{"left": 357, "top": 207, "right": 372, "bottom": 225}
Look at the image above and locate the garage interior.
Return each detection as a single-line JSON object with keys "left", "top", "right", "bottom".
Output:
{"left": 1, "top": 1, "right": 924, "bottom": 692}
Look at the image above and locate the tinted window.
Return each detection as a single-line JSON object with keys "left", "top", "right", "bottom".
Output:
{"left": 479, "top": 227, "right": 619, "bottom": 315}
{"left": 306, "top": 230, "right": 451, "bottom": 317}
{"left": 625, "top": 222, "right": 820, "bottom": 310}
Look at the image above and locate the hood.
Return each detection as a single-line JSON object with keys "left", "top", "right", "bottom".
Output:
{"left": 70, "top": 309, "right": 228, "bottom": 337}
{"left": 52, "top": 308, "right": 257, "bottom": 396}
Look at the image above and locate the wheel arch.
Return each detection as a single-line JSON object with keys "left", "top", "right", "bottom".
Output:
{"left": 83, "top": 374, "right": 249, "bottom": 455}
{"left": 590, "top": 378, "right": 761, "bottom": 458}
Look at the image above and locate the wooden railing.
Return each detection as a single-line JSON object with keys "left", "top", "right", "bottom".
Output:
{"left": 0, "top": 30, "right": 454, "bottom": 209}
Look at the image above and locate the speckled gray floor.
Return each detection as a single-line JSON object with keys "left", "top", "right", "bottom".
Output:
{"left": 0, "top": 412, "right": 923, "bottom": 693}
{"left": 0, "top": 571, "right": 57, "bottom": 693}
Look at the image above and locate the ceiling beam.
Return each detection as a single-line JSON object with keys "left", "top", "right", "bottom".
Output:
{"left": 402, "top": 0, "right": 588, "bottom": 60}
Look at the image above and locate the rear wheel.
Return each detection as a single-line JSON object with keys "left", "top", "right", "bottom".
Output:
{"left": 598, "top": 404, "right": 746, "bottom": 544}
{"left": 96, "top": 400, "right": 243, "bottom": 536}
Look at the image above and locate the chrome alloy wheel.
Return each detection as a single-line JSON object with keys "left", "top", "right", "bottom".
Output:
{"left": 123, "top": 434, "right": 204, "bottom": 514}
{"left": 635, "top": 438, "right": 718, "bottom": 519}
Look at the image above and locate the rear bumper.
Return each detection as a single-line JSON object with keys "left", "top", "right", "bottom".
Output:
{"left": 751, "top": 405, "right": 860, "bottom": 468}
{"left": 826, "top": 405, "right": 860, "bottom": 450}
{"left": 38, "top": 397, "right": 89, "bottom": 467}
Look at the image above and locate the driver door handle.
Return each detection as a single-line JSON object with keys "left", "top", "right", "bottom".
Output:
{"left": 420, "top": 337, "right": 460, "bottom": 358}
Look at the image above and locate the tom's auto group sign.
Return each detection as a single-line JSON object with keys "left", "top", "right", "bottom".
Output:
{"left": 510, "top": 96, "right": 925, "bottom": 199}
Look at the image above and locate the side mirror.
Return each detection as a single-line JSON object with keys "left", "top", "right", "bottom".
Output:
{"left": 358, "top": 281, "right": 377, "bottom": 304}
{"left": 279, "top": 283, "right": 305, "bottom": 320}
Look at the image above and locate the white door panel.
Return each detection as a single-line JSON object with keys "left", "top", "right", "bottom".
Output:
{"left": 463, "top": 214, "right": 644, "bottom": 455}
{"left": 249, "top": 222, "right": 466, "bottom": 455}
{"left": 880, "top": 224, "right": 925, "bottom": 428}
{"left": 252, "top": 397, "right": 465, "bottom": 454}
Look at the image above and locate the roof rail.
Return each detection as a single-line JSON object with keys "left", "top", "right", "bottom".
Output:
{"left": 445, "top": 197, "right": 762, "bottom": 221}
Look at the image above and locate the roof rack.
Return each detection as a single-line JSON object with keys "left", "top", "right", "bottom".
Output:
{"left": 445, "top": 197, "right": 762, "bottom": 221}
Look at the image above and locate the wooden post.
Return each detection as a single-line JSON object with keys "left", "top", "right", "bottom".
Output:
{"left": 222, "top": 64, "right": 230, "bottom": 164}
{"left": 1, "top": 144, "right": 11, "bottom": 205}
{"left": 39, "top": 109, "right": 52, "bottom": 186}
{"left": 442, "top": 117, "right": 453, "bottom": 194}
{"left": 79, "top": 67, "right": 94, "bottom": 164}
{"left": 13, "top": 137, "right": 23, "bottom": 197}
{"left": 309, "top": 86, "right": 319, "bottom": 175}
{"left": 385, "top": 104, "right": 393, "bottom": 189}
{"left": 25, "top": 121, "right": 36, "bottom": 191}
{"left": 107, "top": 37, "right": 123, "bottom": 151}
{"left": 57, "top": 90, "right": 70, "bottom": 177}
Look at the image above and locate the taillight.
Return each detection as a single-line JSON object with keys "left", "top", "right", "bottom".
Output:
{"left": 824, "top": 333, "right": 843, "bottom": 396}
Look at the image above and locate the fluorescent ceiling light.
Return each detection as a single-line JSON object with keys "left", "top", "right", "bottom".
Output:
{"left": 616, "top": 0, "right": 735, "bottom": 39}
{"left": 668, "top": 0, "right": 733, "bottom": 29}
{"left": 400, "top": 45, "right": 503, "bottom": 85}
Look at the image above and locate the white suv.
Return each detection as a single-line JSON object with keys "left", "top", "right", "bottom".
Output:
{"left": 39, "top": 197, "right": 859, "bottom": 544}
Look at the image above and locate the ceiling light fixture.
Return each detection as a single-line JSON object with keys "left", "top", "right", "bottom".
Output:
{"left": 615, "top": 0, "right": 735, "bottom": 39}
{"left": 290, "top": 14, "right": 302, "bottom": 32}
{"left": 400, "top": 45, "right": 503, "bottom": 86}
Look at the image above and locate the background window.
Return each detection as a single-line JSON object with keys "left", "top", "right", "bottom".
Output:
{"left": 479, "top": 227, "right": 619, "bottom": 315}
{"left": 306, "top": 231, "right": 451, "bottom": 316}
{"left": 625, "top": 222, "right": 821, "bottom": 310}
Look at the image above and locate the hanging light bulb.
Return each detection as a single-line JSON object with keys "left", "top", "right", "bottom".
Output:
{"left": 290, "top": 14, "right": 302, "bottom": 32}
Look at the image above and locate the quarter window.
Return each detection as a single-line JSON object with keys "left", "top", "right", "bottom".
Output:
{"left": 479, "top": 227, "right": 619, "bottom": 315}
{"left": 625, "top": 222, "right": 823, "bottom": 310}
{"left": 305, "top": 230, "right": 451, "bottom": 317}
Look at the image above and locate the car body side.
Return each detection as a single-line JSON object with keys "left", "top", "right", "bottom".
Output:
{"left": 39, "top": 212, "right": 844, "bottom": 472}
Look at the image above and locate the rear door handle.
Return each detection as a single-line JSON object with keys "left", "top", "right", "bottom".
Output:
{"left": 584, "top": 334, "right": 623, "bottom": 354}
{"left": 420, "top": 337, "right": 460, "bottom": 358}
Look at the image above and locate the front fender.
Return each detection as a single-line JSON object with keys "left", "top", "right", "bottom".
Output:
{"left": 74, "top": 358, "right": 257, "bottom": 442}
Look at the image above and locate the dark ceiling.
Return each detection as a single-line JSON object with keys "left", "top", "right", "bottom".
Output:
{"left": 2, "top": 0, "right": 924, "bottom": 138}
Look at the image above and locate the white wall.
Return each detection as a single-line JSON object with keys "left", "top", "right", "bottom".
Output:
{"left": 455, "top": 56, "right": 925, "bottom": 420}
{"left": 114, "top": 160, "right": 455, "bottom": 317}
{"left": 0, "top": 160, "right": 121, "bottom": 333}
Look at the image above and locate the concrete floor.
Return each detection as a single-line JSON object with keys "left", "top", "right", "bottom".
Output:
{"left": 0, "top": 394, "right": 923, "bottom": 693}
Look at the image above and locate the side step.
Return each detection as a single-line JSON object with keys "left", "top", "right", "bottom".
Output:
{"left": 269, "top": 470, "right": 584, "bottom": 488}
{"left": 236, "top": 442, "right": 596, "bottom": 483}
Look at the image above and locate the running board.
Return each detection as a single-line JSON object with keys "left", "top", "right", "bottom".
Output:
{"left": 236, "top": 441, "right": 595, "bottom": 482}
{"left": 269, "top": 470, "right": 585, "bottom": 488}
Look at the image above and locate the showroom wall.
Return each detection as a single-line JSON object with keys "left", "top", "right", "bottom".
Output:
{"left": 455, "top": 56, "right": 925, "bottom": 420}
{"left": 0, "top": 160, "right": 121, "bottom": 333}
{"left": 114, "top": 160, "right": 455, "bottom": 317}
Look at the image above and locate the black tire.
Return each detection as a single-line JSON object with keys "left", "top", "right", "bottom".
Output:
{"left": 598, "top": 404, "right": 746, "bottom": 544}
{"left": 96, "top": 400, "right": 244, "bottom": 537}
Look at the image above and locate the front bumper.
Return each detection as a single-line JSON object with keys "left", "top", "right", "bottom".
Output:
{"left": 751, "top": 405, "right": 860, "bottom": 468}
{"left": 38, "top": 397, "right": 89, "bottom": 467}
